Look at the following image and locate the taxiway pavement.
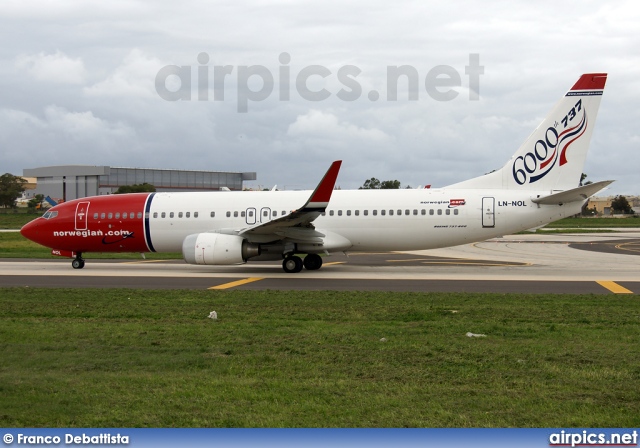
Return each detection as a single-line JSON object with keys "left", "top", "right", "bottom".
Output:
{"left": 1, "top": 232, "right": 638, "bottom": 294}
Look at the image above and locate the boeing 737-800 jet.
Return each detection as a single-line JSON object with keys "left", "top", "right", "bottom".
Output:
{"left": 20, "top": 73, "right": 611, "bottom": 273}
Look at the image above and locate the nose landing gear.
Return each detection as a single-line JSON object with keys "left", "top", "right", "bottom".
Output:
{"left": 71, "top": 253, "right": 85, "bottom": 269}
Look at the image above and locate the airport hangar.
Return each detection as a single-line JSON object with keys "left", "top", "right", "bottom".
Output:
{"left": 22, "top": 165, "right": 257, "bottom": 202}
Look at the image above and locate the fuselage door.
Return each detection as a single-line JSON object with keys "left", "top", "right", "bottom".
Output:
{"left": 482, "top": 197, "right": 495, "bottom": 228}
{"left": 246, "top": 207, "right": 256, "bottom": 225}
{"left": 260, "top": 207, "right": 271, "bottom": 223}
{"left": 75, "top": 201, "right": 90, "bottom": 231}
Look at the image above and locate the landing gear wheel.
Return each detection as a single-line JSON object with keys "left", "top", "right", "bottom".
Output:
{"left": 282, "top": 256, "right": 303, "bottom": 273}
{"left": 303, "top": 253, "right": 323, "bottom": 270}
{"left": 71, "top": 258, "right": 85, "bottom": 269}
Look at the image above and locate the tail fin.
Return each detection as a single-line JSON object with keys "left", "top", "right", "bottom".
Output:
{"left": 447, "top": 73, "right": 607, "bottom": 191}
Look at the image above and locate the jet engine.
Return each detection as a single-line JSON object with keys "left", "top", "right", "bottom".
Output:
{"left": 182, "top": 233, "right": 260, "bottom": 265}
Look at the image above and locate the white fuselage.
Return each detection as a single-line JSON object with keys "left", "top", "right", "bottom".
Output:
{"left": 146, "top": 188, "right": 580, "bottom": 253}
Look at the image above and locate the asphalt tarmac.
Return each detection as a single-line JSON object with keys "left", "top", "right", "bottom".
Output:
{"left": 2, "top": 232, "right": 639, "bottom": 294}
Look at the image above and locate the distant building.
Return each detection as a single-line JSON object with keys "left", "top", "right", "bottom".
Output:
{"left": 587, "top": 195, "right": 639, "bottom": 216}
{"left": 20, "top": 177, "right": 38, "bottom": 198}
{"left": 22, "top": 165, "right": 257, "bottom": 202}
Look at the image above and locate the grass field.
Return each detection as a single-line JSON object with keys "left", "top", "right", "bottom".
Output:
{"left": 1, "top": 288, "right": 639, "bottom": 427}
{"left": 547, "top": 217, "right": 639, "bottom": 228}
{"left": 0, "top": 232, "right": 181, "bottom": 259}
{"left": 0, "top": 209, "right": 44, "bottom": 229}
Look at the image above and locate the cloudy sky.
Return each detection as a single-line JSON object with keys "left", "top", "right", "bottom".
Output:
{"left": 1, "top": 0, "right": 638, "bottom": 195}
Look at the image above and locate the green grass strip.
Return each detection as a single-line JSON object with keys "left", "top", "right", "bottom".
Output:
{"left": 1, "top": 288, "right": 639, "bottom": 427}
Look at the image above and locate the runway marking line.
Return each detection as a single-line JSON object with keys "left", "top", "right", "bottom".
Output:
{"left": 348, "top": 252, "right": 397, "bottom": 256}
{"left": 120, "top": 259, "right": 174, "bottom": 264}
{"left": 386, "top": 258, "right": 530, "bottom": 267}
{"left": 615, "top": 242, "right": 640, "bottom": 254}
{"left": 323, "top": 262, "right": 346, "bottom": 266}
{"left": 596, "top": 281, "right": 634, "bottom": 294}
{"left": 209, "top": 277, "right": 264, "bottom": 290}
{"left": 421, "top": 261, "right": 530, "bottom": 267}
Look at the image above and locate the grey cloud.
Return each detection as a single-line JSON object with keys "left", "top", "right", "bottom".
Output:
{"left": 0, "top": 0, "right": 638, "bottom": 196}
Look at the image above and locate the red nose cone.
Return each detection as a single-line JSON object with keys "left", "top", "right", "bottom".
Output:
{"left": 20, "top": 218, "right": 43, "bottom": 245}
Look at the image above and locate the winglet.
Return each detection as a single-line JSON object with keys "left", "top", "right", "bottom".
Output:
{"left": 301, "top": 160, "right": 342, "bottom": 211}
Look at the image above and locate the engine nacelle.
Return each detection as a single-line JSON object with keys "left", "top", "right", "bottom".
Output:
{"left": 182, "top": 233, "right": 260, "bottom": 265}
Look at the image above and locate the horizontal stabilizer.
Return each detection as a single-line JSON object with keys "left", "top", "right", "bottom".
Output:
{"left": 531, "top": 180, "right": 614, "bottom": 205}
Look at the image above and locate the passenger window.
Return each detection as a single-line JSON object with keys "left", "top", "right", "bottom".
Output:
{"left": 153, "top": 212, "right": 158, "bottom": 218}
{"left": 115, "top": 212, "right": 120, "bottom": 219}
{"left": 272, "top": 211, "right": 277, "bottom": 217}
{"left": 355, "top": 210, "right": 359, "bottom": 216}
{"left": 446, "top": 209, "right": 450, "bottom": 215}
{"left": 437, "top": 209, "right": 442, "bottom": 215}
{"left": 330, "top": 210, "right": 334, "bottom": 216}
{"left": 194, "top": 212, "right": 199, "bottom": 218}
{"left": 347, "top": 210, "right": 351, "bottom": 216}
{"left": 170, "top": 212, "right": 174, "bottom": 218}
{"left": 210, "top": 211, "right": 215, "bottom": 217}
{"left": 108, "top": 213, "right": 113, "bottom": 219}
{"left": 179, "top": 212, "right": 183, "bottom": 218}
{"left": 372, "top": 210, "right": 377, "bottom": 216}
{"left": 241, "top": 211, "right": 245, "bottom": 218}
{"left": 389, "top": 210, "right": 394, "bottom": 216}
{"left": 282, "top": 211, "right": 286, "bottom": 216}
{"left": 381, "top": 210, "right": 386, "bottom": 216}
{"left": 397, "top": 210, "right": 402, "bottom": 216}
{"left": 405, "top": 210, "right": 410, "bottom": 215}
{"left": 413, "top": 210, "right": 418, "bottom": 215}
{"left": 161, "top": 212, "right": 166, "bottom": 218}
{"left": 234, "top": 211, "right": 238, "bottom": 218}
{"left": 93, "top": 213, "right": 98, "bottom": 219}
{"left": 338, "top": 210, "right": 342, "bottom": 216}
{"left": 429, "top": 209, "right": 434, "bottom": 215}
{"left": 186, "top": 212, "right": 190, "bottom": 218}
{"left": 227, "top": 211, "right": 231, "bottom": 218}
{"left": 130, "top": 212, "right": 134, "bottom": 219}
{"left": 421, "top": 209, "right": 426, "bottom": 215}
{"left": 363, "top": 210, "right": 368, "bottom": 216}
{"left": 137, "top": 212, "right": 142, "bottom": 219}
{"left": 122, "top": 212, "right": 127, "bottom": 219}
{"left": 263, "top": 210, "right": 268, "bottom": 217}
{"left": 454, "top": 209, "right": 459, "bottom": 215}
{"left": 249, "top": 211, "right": 254, "bottom": 217}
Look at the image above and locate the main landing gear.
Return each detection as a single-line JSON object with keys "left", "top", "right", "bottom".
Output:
{"left": 71, "top": 253, "right": 85, "bottom": 269}
{"left": 282, "top": 253, "right": 323, "bottom": 273}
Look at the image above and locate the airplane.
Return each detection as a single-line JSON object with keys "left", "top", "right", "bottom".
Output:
{"left": 20, "top": 73, "right": 611, "bottom": 273}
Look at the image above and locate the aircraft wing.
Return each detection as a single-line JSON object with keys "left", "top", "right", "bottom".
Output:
{"left": 531, "top": 180, "right": 614, "bottom": 205}
{"left": 238, "top": 161, "right": 342, "bottom": 242}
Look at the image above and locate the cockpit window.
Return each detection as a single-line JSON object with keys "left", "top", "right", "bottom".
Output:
{"left": 42, "top": 211, "right": 58, "bottom": 219}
